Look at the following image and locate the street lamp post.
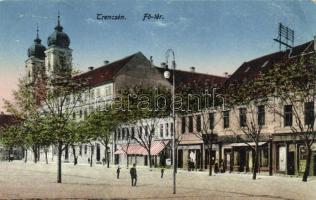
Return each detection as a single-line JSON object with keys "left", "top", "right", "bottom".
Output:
{"left": 163, "top": 49, "right": 176, "bottom": 194}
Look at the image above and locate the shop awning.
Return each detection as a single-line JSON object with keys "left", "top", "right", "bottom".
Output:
{"left": 114, "top": 144, "right": 145, "bottom": 155}
{"left": 225, "top": 142, "right": 267, "bottom": 148}
{"left": 179, "top": 133, "right": 203, "bottom": 145}
{"left": 150, "top": 141, "right": 169, "bottom": 156}
{"left": 114, "top": 141, "right": 169, "bottom": 156}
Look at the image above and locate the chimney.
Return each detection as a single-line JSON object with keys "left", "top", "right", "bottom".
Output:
{"left": 88, "top": 66, "right": 94, "bottom": 71}
{"left": 104, "top": 60, "right": 110, "bottom": 65}
{"left": 190, "top": 66, "right": 196, "bottom": 72}
{"left": 314, "top": 35, "right": 316, "bottom": 51}
{"left": 224, "top": 72, "right": 230, "bottom": 77}
{"left": 161, "top": 62, "right": 168, "bottom": 69}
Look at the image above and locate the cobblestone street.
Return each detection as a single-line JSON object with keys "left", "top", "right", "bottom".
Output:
{"left": 0, "top": 161, "right": 315, "bottom": 199}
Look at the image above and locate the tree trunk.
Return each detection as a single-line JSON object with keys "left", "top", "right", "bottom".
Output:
{"left": 90, "top": 145, "right": 93, "bottom": 167}
{"left": 32, "top": 146, "right": 37, "bottom": 163}
{"left": 57, "top": 142, "right": 62, "bottom": 183}
{"left": 45, "top": 149, "right": 48, "bottom": 164}
{"left": 24, "top": 149, "right": 27, "bottom": 163}
{"left": 127, "top": 154, "right": 129, "bottom": 168}
{"left": 253, "top": 144, "right": 259, "bottom": 180}
{"left": 209, "top": 154, "right": 213, "bottom": 176}
{"left": 72, "top": 145, "right": 77, "bottom": 165}
{"left": 149, "top": 153, "right": 152, "bottom": 168}
{"left": 104, "top": 145, "right": 110, "bottom": 168}
{"left": 302, "top": 147, "right": 312, "bottom": 182}
{"left": 8, "top": 148, "right": 12, "bottom": 162}
{"left": 209, "top": 144, "right": 213, "bottom": 176}
{"left": 37, "top": 146, "right": 40, "bottom": 162}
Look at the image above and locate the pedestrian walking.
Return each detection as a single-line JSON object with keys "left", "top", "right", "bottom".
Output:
{"left": 161, "top": 168, "right": 164, "bottom": 178}
{"left": 130, "top": 163, "right": 137, "bottom": 186}
{"left": 117, "top": 166, "right": 121, "bottom": 179}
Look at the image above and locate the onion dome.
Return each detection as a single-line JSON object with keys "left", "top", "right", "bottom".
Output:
{"left": 27, "top": 26, "right": 46, "bottom": 59}
{"left": 47, "top": 14, "right": 70, "bottom": 48}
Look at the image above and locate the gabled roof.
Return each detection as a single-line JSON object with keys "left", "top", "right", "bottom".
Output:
{"left": 74, "top": 52, "right": 140, "bottom": 87}
{"left": 74, "top": 51, "right": 227, "bottom": 88}
{"left": 155, "top": 67, "right": 227, "bottom": 87}
{"left": 225, "top": 40, "right": 315, "bottom": 86}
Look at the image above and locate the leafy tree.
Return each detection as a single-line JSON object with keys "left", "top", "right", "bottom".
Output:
{"left": 38, "top": 77, "right": 86, "bottom": 183}
{"left": 0, "top": 122, "right": 23, "bottom": 161}
{"left": 85, "top": 107, "right": 120, "bottom": 168}
{"left": 177, "top": 81, "right": 223, "bottom": 175}
{"left": 3, "top": 78, "right": 44, "bottom": 163}
{"left": 118, "top": 86, "right": 171, "bottom": 168}
{"left": 257, "top": 55, "right": 316, "bottom": 182}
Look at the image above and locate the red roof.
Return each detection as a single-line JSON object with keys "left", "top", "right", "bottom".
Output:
{"left": 73, "top": 53, "right": 137, "bottom": 87}
{"left": 155, "top": 67, "right": 227, "bottom": 87}
{"left": 74, "top": 51, "right": 227, "bottom": 88}
{"left": 225, "top": 41, "right": 314, "bottom": 86}
{"left": 0, "top": 114, "right": 20, "bottom": 128}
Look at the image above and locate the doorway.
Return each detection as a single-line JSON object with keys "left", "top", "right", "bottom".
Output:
{"left": 287, "top": 151, "right": 295, "bottom": 175}
{"left": 178, "top": 149, "right": 183, "bottom": 168}
{"left": 279, "top": 146, "right": 286, "bottom": 172}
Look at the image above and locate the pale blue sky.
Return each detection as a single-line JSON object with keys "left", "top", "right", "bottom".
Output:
{"left": 1, "top": 0, "right": 316, "bottom": 110}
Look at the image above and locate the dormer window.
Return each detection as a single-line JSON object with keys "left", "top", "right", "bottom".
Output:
{"left": 261, "top": 60, "right": 269, "bottom": 68}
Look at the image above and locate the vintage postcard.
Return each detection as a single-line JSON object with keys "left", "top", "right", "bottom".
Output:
{"left": 0, "top": 0, "right": 316, "bottom": 199}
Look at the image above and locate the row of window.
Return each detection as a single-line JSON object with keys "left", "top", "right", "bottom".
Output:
{"left": 181, "top": 102, "right": 315, "bottom": 133}
{"left": 64, "top": 85, "right": 113, "bottom": 105}
{"left": 115, "top": 123, "right": 174, "bottom": 141}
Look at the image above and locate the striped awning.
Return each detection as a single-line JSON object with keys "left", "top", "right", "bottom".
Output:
{"left": 150, "top": 141, "right": 169, "bottom": 156}
{"left": 114, "top": 141, "right": 169, "bottom": 156}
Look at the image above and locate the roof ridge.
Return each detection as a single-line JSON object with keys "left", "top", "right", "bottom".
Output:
{"left": 244, "top": 40, "right": 314, "bottom": 64}
{"left": 155, "top": 66, "right": 227, "bottom": 79}
{"left": 75, "top": 52, "right": 139, "bottom": 77}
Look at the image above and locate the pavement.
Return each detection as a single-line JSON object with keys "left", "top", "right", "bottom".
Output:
{"left": 0, "top": 161, "right": 315, "bottom": 200}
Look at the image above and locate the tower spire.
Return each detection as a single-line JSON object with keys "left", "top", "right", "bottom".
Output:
{"left": 36, "top": 23, "right": 39, "bottom": 39}
{"left": 57, "top": 10, "right": 60, "bottom": 27}
{"left": 55, "top": 10, "right": 63, "bottom": 31}
{"left": 34, "top": 24, "right": 41, "bottom": 44}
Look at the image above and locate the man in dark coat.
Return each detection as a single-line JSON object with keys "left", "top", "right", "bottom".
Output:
{"left": 117, "top": 166, "right": 121, "bottom": 179}
{"left": 130, "top": 163, "right": 137, "bottom": 186}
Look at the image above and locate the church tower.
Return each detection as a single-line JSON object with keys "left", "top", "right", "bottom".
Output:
{"left": 45, "top": 13, "right": 72, "bottom": 80}
{"left": 26, "top": 25, "right": 46, "bottom": 84}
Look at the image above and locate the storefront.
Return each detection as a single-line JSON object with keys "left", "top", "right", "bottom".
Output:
{"left": 114, "top": 140, "right": 170, "bottom": 167}
{"left": 222, "top": 142, "right": 268, "bottom": 173}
